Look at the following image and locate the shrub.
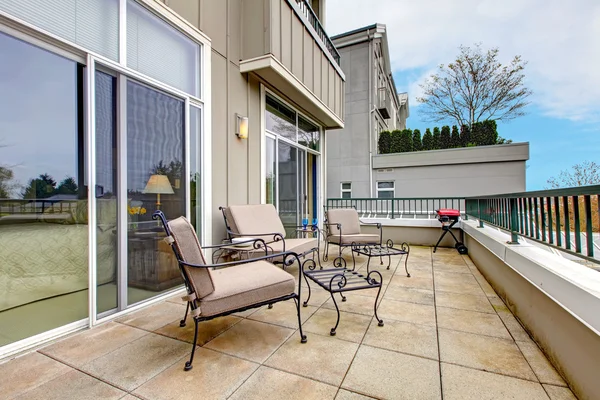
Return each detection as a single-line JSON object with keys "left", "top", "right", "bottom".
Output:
{"left": 378, "top": 130, "right": 392, "bottom": 154}
{"left": 432, "top": 127, "right": 441, "bottom": 149}
{"left": 390, "top": 130, "right": 403, "bottom": 153}
{"left": 412, "top": 129, "right": 422, "bottom": 151}
{"left": 399, "top": 129, "right": 413, "bottom": 152}
{"left": 440, "top": 125, "right": 451, "bottom": 149}
{"left": 422, "top": 128, "right": 433, "bottom": 150}
{"left": 460, "top": 125, "right": 470, "bottom": 147}
{"left": 451, "top": 125, "right": 460, "bottom": 148}
{"left": 471, "top": 120, "right": 498, "bottom": 146}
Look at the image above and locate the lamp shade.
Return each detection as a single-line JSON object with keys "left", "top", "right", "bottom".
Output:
{"left": 143, "top": 174, "right": 174, "bottom": 194}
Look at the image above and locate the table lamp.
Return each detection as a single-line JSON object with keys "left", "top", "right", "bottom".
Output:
{"left": 143, "top": 174, "right": 174, "bottom": 210}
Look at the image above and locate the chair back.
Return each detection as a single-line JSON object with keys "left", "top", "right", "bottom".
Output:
{"left": 326, "top": 208, "right": 361, "bottom": 235}
{"left": 221, "top": 204, "right": 286, "bottom": 242}
{"left": 154, "top": 211, "right": 215, "bottom": 299}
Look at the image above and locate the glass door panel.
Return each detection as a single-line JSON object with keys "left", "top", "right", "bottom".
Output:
{"left": 278, "top": 141, "right": 298, "bottom": 236}
{"left": 95, "top": 70, "right": 118, "bottom": 315}
{"left": 266, "top": 136, "right": 276, "bottom": 205}
{"left": 126, "top": 79, "right": 184, "bottom": 305}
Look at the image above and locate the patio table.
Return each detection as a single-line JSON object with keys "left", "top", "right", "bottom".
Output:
{"left": 351, "top": 240, "right": 411, "bottom": 277}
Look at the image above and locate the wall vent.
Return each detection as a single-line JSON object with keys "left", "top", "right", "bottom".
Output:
{"left": 377, "top": 169, "right": 385, "bottom": 173}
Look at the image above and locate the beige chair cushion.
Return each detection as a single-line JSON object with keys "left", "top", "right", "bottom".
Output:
{"left": 264, "top": 238, "right": 317, "bottom": 262}
{"left": 199, "top": 260, "right": 295, "bottom": 317}
{"left": 328, "top": 233, "right": 380, "bottom": 245}
{"left": 227, "top": 204, "right": 287, "bottom": 242}
{"left": 326, "top": 209, "right": 361, "bottom": 235}
{"left": 168, "top": 216, "right": 215, "bottom": 298}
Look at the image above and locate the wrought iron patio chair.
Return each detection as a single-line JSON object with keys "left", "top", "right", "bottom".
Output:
{"left": 153, "top": 210, "right": 308, "bottom": 371}
{"left": 323, "top": 207, "right": 383, "bottom": 261}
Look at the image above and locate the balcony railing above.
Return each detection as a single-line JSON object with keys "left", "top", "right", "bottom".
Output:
{"left": 293, "top": 0, "right": 340, "bottom": 65}
{"left": 377, "top": 87, "right": 391, "bottom": 119}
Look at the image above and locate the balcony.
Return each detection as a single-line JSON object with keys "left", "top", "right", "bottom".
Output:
{"left": 377, "top": 86, "right": 392, "bottom": 119}
{"left": 240, "top": 0, "right": 345, "bottom": 128}
{"left": 0, "top": 247, "right": 577, "bottom": 399}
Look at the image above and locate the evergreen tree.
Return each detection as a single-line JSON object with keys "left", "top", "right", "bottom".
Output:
{"left": 440, "top": 126, "right": 451, "bottom": 149}
{"left": 412, "top": 129, "right": 422, "bottom": 151}
{"left": 56, "top": 177, "right": 78, "bottom": 195}
{"left": 377, "top": 131, "right": 392, "bottom": 154}
{"left": 399, "top": 129, "right": 413, "bottom": 152}
{"left": 432, "top": 127, "right": 441, "bottom": 149}
{"left": 422, "top": 128, "right": 434, "bottom": 150}
{"left": 22, "top": 174, "right": 57, "bottom": 199}
{"left": 390, "top": 130, "right": 402, "bottom": 153}
{"left": 460, "top": 125, "right": 471, "bottom": 147}
{"left": 451, "top": 125, "right": 460, "bottom": 148}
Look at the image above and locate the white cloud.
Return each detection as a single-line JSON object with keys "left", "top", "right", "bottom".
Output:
{"left": 326, "top": 0, "right": 600, "bottom": 122}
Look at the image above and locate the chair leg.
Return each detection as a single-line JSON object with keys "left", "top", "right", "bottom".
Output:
{"left": 184, "top": 318, "right": 199, "bottom": 371}
{"left": 329, "top": 291, "right": 341, "bottom": 336}
{"left": 294, "top": 297, "right": 307, "bottom": 343}
{"left": 180, "top": 302, "right": 190, "bottom": 327}
{"left": 323, "top": 241, "right": 329, "bottom": 262}
{"left": 302, "top": 275, "right": 312, "bottom": 307}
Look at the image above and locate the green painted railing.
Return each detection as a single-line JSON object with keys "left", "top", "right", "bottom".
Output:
{"left": 466, "top": 185, "right": 600, "bottom": 262}
{"left": 326, "top": 197, "right": 465, "bottom": 219}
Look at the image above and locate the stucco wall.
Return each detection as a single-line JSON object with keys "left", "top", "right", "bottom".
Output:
{"left": 372, "top": 143, "right": 529, "bottom": 198}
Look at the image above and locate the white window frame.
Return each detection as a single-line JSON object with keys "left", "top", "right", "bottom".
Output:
{"left": 341, "top": 182, "right": 352, "bottom": 199}
{"left": 0, "top": 0, "right": 213, "bottom": 357}
{"left": 377, "top": 181, "right": 395, "bottom": 198}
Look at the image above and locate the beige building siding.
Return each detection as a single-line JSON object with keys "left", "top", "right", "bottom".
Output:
{"left": 163, "top": 0, "right": 342, "bottom": 240}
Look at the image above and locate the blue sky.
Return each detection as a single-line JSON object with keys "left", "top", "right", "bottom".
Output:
{"left": 327, "top": 0, "right": 600, "bottom": 190}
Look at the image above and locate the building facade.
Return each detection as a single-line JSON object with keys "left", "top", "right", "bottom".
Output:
{"left": 326, "top": 24, "right": 408, "bottom": 199}
{"left": 0, "top": 0, "right": 343, "bottom": 358}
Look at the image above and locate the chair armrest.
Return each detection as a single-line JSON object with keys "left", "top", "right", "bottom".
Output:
{"left": 202, "top": 238, "right": 268, "bottom": 250}
{"left": 359, "top": 220, "right": 383, "bottom": 244}
{"left": 180, "top": 250, "right": 303, "bottom": 271}
{"left": 226, "top": 229, "right": 284, "bottom": 244}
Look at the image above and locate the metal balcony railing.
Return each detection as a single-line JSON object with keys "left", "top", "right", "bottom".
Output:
{"left": 326, "top": 197, "right": 466, "bottom": 219}
{"left": 293, "top": 0, "right": 340, "bottom": 65}
{"left": 466, "top": 185, "right": 600, "bottom": 262}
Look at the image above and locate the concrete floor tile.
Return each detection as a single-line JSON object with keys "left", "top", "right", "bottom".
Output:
{"left": 383, "top": 286, "right": 434, "bottom": 306}
{"left": 0, "top": 352, "right": 71, "bottom": 399}
{"left": 516, "top": 341, "right": 566, "bottom": 386}
{"left": 302, "top": 286, "right": 338, "bottom": 306}
{"left": 335, "top": 389, "right": 377, "bottom": 399}
{"left": 434, "top": 291, "right": 495, "bottom": 314}
{"left": 433, "top": 262, "right": 472, "bottom": 275}
{"left": 117, "top": 301, "right": 185, "bottom": 331}
{"left": 543, "top": 384, "right": 578, "bottom": 400}
{"left": 81, "top": 333, "right": 189, "bottom": 391}
{"left": 13, "top": 369, "right": 125, "bottom": 400}
{"left": 303, "top": 308, "right": 372, "bottom": 343}
{"left": 265, "top": 332, "right": 359, "bottom": 386}
{"left": 249, "top": 301, "right": 317, "bottom": 329}
{"left": 154, "top": 315, "right": 240, "bottom": 344}
{"left": 342, "top": 345, "right": 441, "bottom": 400}
{"left": 434, "top": 272, "right": 483, "bottom": 294}
{"left": 204, "top": 319, "right": 294, "bottom": 363}
{"left": 229, "top": 366, "right": 338, "bottom": 400}
{"left": 441, "top": 363, "right": 549, "bottom": 400}
{"left": 40, "top": 322, "right": 147, "bottom": 367}
{"left": 363, "top": 319, "right": 438, "bottom": 360}
{"left": 388, "top": 275, "right": 433, "bottom": 290}
{"left": 165, "top": 293, "right": 187, "bottom": 305}
{"left": 436, "top": 307, "right": 511, "bottom": 339}
{"left": 322, "top": 293, "right": 381, "bottom": 317}
{"left": 439, "top": 329, "right": 537, "bottom": 381}
{"left": 377, "top": 298, "right": 437, "bottom": 327}
{"left": 233, "top": 306, "right": 262, "bottom": 318}
{"left": 134, "top": 348, "right": 258, "bottom": 400}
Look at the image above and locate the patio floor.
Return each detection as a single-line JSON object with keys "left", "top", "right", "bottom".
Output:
{"left": 0, "top": 247, "right": 577, "bottom": 399}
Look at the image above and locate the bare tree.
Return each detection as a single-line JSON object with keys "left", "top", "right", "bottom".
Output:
{"left": 546, "top": 161, "right": 600, "bottom": 189}
{"left": 417, "top": 44, "right": 532, "bottom": 128}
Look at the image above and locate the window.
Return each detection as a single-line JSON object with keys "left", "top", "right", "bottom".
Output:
{"left": 377, "top": 181, "right": 394, "bottom": 198}
{"left": 341, "top": 182, "right": 352, "bottom": 199}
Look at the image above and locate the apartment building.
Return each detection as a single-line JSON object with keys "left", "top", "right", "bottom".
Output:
{"left": 327, "top": 24, "right": 408, "bottom": 199}
{"left": 0, "top": 0, "right": 343, "bottom": 357}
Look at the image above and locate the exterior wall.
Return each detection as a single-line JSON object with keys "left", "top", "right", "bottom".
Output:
{"left": 327, "top": 42, "right": 371, "bottom": 199}
{"left": 165, "top": 0, "right": 333, "bottom": 241}
{"left": 327, "top": 25, "right": 406, "bottom": 199}
{"left": 372, "top": 143, "right": 529, "bottom": 198}
{"left": 465, "top": 234, "right": 600, "bottom": 400}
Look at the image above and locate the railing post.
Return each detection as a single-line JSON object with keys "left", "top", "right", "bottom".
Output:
{"left": 391, "top": 198, "right": 395, "bottom": 219}
{"left": 584, "top": 195, "right": 594, "bottom": 257}
{"left": 507, "top": 198, "right": 519, "bottom": 244}
{"left": 478, "top": 199, "right": 484, "bottom": 228}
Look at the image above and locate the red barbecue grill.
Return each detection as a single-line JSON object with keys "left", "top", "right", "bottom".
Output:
{"left": 433, "top": 209, "right": 468, "bottom": 254}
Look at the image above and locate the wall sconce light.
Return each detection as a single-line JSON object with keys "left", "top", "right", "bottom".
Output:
{"left": 236, "top": 114, "right": 249, "bottom": 139}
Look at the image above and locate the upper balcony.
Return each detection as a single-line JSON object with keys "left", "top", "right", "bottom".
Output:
{"left": 377, "top": 86, "right": 392, "bottom": 119}
{"left": 241, "top": 0, "right": 345, "bottom": 128}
